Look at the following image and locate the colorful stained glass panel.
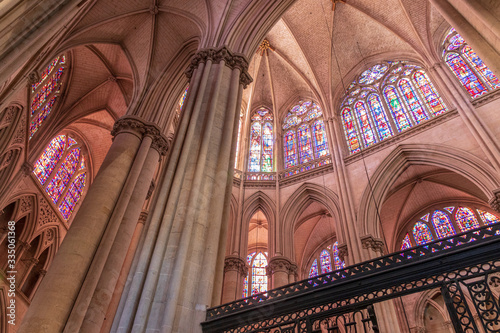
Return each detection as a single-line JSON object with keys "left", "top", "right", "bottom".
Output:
{"left": 332, "top": 241, "right": 345, "bottom": 270}
{"left": 383, "top": 86, "right": 411, "bottom": 132}
{"left": 412, "top": 71, "right": 447, "bottom": 116}
{"left": 462, "top": 46, "right": 500, "bottom": 90}
{"left": 432, "top": 210, "right": 456, "bottom": 239}
{"left": 341, "top": 108, "right": 361, "bottom": 154}
{"left": 398, "top": 79, "right": 428, "bottom": 124}
{"left": 46, "top": 148, "right": 81, "bottom": 204}
{"left": 477, "top": 210, "right": 500, "bottom": 225}
{"left": 367, "top": 94, "right": 392, "bottom": 140}
{"left": 401, "top": 233, "right": 412, "bottom": 250}
{"left": 354, "top": 101, "right": 376, "bottom": 147}
{"left": 251, "top": 252, "right": 268, "bottom": 295}
{"left": 309, "top": 259, "right": 318, "bottom": 278}
{"left": 412, "top": 222, "right": 434, "bottom": 245}
{"left": 262, "top": 123, "right": 273, "bottom": 172}
{"left": 319, "top": 250, "right": 332, "bottom": 274}
{"left": 248, "top": 122, "right": 262, "bottom": 172}
{"left": 284, "top": 130, "right": 298, "bottom": 168}
{"left": 33, "top": 135, "right": 66, "bottom": 185}
{"left": 58, "top": 173, "right": 86, "bottom": 219}
{"left": 297, "top": 124, "right": 314, "bottom": 163}
{"left": 455, "top": 207, "right": 480, "bottom": 232}
{"left": 311, "top": 120, "right": 329, "bottom": 158}
{"left": 445, "top": 53, "right": 488, "bottom": 98}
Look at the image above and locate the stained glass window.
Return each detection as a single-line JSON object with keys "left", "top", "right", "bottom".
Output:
{"left": 332, "top": 241, "right": 345, "bottom": 270}
{"left": 412, "top": 71, "right": 447, "bottom": 116}
{"left": 283, "top": 101, "right": 329, "bottom": 170}
{"left": 431, "top": 210, "right": 456, "bottom": 239}
{"left": 401, "top": 233, "right": 412, "bottom": 250}
{"left": 251, "top": 252, "right": 268, "bottom": 295}
{"left": 398, "top": 79, "right": 428, "bottom": 124}
{"left": 30, "top": 55, "right": 66, "bottom": 139}
{"left": 33, "top": 135, "right": 66, "bottom": 185}
{"left": 248, "top": 108, "right": 273, "bottom": 172}
{"left": 242, "top": 276, "right": 248, "bottom": 298}
{"left": 297, "top": 124, "right": 314, "bottom": 164}
{"left": 235, "top": 113, "right": 243, "bottom": 168}
{"left": 179, "top": 86, "right": 188, "bottom": 111}
{"left": 341, "top": 61, "right": 448, "bottom": 154}
{"left": 367, "top": 94, "right": 392, "bottom": 140}
{"left": 383, "top": 86, "right": 412, "bottom": 132}
{"left": 309, "top": 259, "right": 318, "bottom": 278}
{"left": 455, "top": 207, "right": 480, "bottom": 232}
{"left": 354, "top": 101, "right": 376, "bottom": 147}
{"left": 442, "top": 27, "right": 499, "bottom": 98}
{"left": 341, "top": 107, "right": 361, "bottom": 154}
{"left": 319, "top": 250, "right": 332, "bottom": 274}
{"left": 412, "top": 222, "right": 434, "bottom": 245}
{"left": 33, "top": 134, "right": 87, "bottom": 219}
{"left": 477, "top": 210, "right": 500, "bottom": 225}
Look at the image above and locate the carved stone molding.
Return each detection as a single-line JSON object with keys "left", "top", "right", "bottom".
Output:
{"left": 28, "top": 71, "right": 40, "bottom": 84}
{"left": 21, "top": 162, "right": 33, "bottom": 176}
{"left": 149, "top": 133, "right": 169, "bottom": 156}
{"left": 489, "top": 189, "right": 500, "bottom": 213}
{"left": 224, "top": 255, "right": 248, "bottom": 276}
{"left": 39, "top": 198, "right": 58, "bottom": 226}
{"left": 19, "top": 196, "right": 33, "bottom": 214}
{"left": 337, "top": 243, "right": 348, "bottom": 262}
{"left": 361, "top": 235, "right": 385, "bottom": 254}
{"left": 266, "top": 257, "right": 297, "bottom": 275}
{"left": 111, "top": 116, "right": 148, "bottom": 139}
{"left": 184, "top": 46, "right": 253, "bottom": 88}
{"left": 138, "top": 211, "right": 148, "bottom": 225}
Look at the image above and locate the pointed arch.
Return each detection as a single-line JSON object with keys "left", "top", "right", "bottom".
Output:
{"left": 241, "top": 191, "right": 276, "bottom": 255}
{"left": 281, "top": 182, "right": 342, "bottom": 259}
{"left": 358, "top": 144, "right": 500, "bottom": 238}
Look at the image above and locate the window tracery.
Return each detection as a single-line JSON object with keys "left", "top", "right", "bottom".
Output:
{"left": 33, "top": 134, "right": 87, "bottom": 219}
{"left": 248, "top": 108, "right": 273, "bottom": 172}
{"left": 242, "top": 251, "right": 268, "bottom": 298}
{"left": 283, "top": 101, "right": 330, "bottom": 168}
{"left": 308, "top": 241, "right": 345, "bottom": 278}
{"left": 30, "top": 55, "right": 67, "bottom": 139}
{"left": 340, "top": 61, "right": 448, "bottom": 154}
{"left": 399, "top": 205, "right": 500, "bottom": 250}
{"left": 442, "top": 28, "right": 499, "bottom": 99}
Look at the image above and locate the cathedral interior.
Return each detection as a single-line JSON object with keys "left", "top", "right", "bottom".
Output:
{"left": 1, "top": 0, "right": 500, "bottom": 332}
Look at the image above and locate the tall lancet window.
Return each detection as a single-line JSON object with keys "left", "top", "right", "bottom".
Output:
{"left": 33, "top": 134, "right": 88, "bottom": 219}
{"left": 442, "top": 28, "right": 499, "bottom": 99}
{"left": 341, "top": 61, "right": 447, "bottom": 154}
{"left": 248, "top": 108, "right": 273, "bottom": 172}
{"left": 242, "top": 251, "right": 268, "bottom": 297}
{"left": 29, "top": 55, "right": 67, "bottom": 139}
{"left": 283, "top": 100, "right": 329, "bottom": 169}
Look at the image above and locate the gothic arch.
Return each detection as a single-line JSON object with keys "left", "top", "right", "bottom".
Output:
{"left": 414, "top": 289, "right": 450, "bottom": 331}
{"left": 358, "top": 144, "right": 500, "bottom": 238}
{"left": 241, "top": 191, "right": 276, "bottom": 255}
{"left": 281, "top": 182, "right": 342, "bottom": 259}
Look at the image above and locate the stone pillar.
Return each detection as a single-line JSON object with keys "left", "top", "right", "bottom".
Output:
{"left": 266, "top": 257, "right": 296, "bottom": 289}
{"left": 18, "top": 116, "right": 145, "bottom": 333}
{"left": 76, "top": 126, "right": 168, "bottom": 333}
{"left": 221, "top": 256, "right": 248, "bottom": 304}
{"left": 430, "top": 0, "right": 500, "bottom": 76}
{"left": 362, "top": 236, "right": 402, "bottom": 333}
{"left": 112, "top": 46, "right": 251, "bottom": 333}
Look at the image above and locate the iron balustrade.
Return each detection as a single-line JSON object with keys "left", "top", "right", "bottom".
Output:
{"left": 203, "top": 222, "right": 500, "bottom": 333}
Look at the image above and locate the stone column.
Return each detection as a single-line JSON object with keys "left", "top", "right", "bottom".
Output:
{"left": 430, "top": 0, "right": 500, "bottom": 76}
{"left": 221, "top": 256, "right": 248, "bottom": 304}
{"left": 76, "top": 127, "right": 168, "bottom": 333}
{"left": 266, "top": 257, "right": 296, "bottom": 289}
{"left": 18, "top": 116, "right": 145, "bottom": 333}
{"left": 362, "top": 236, "right": 402, "bottom": 333}
{"left": 112, "top": 46, "right": 251, "bottom": 333}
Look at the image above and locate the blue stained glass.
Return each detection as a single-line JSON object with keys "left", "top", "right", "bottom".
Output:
{"left": 311, "top": 120, "right": 329, "bottom": 158}
{"left": 33, "top": 135, "right": 66, "bottom": 185}
{"left": 431, "top": 210, "right": 456, "bottom": 239}
{"left": 46, "top": 148, "right": 81, "bottom": 204}
{"left": 58, "top": 173, "right": 86, "bottom": 219}
{"left": 445, "top": 53, "right": 488, "bottom": 98}
{"left": 320, "top": 250, "right": 332, "bottom": 274}
{"left": 297, "top": 124, "right": 314, "bottom": 163}
{"left": 478, "top": 210, "right": 500, "bottom": 225}
{"left": 262, "top": 123, "right": 273, "bottom": 172}
{"left": 383, "top": 86, "right": 411, "bottom": 132}
{"left": 398, "top": 79, "right": 428, "bottom": 124}
{"left": 462, "top": 46, "right": 500, "bottom": 90}
{"left": 284, "top": 130, "right": 298, "bottom": 168}
{"left": 332, "top": 241, "right": 345, "bottom": 270}
{"left": 354, "top": 101, "right": 376, "bottom": 147}
{"left": 455, "top": 207, "right": 480, "bottom": 232}
{"left": 248, "top": 122, "right": 262, "bottom": 172}
{"left": 341, "top": 107, "right": 361, "bottom": 154}
{"left": 251, "top": 252, "right": 267, "bottom": 295}
{"left": 401, "top": 233, "right": 412, "bottom": 250}
{"left": 309, "top": 259, "right": 318, "bottom": 278}
{"left": 412, "top": 222, "right": 434, "bottom": 245}
{"left": 367, "top": 94, "right": 392, "bottom": 140}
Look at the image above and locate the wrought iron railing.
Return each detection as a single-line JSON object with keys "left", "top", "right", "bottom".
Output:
{"left": 203, "top": 223, "right": 500, "bottom": 333}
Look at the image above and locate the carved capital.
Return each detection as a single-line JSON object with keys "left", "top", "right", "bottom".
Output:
{"left": 224, "top": 255, "right": 248, "bottom": 276}
{"left": 266, "top": 257, "right": 297, "bottom": 275}
{"left": 144, "top": 123, "right": 169, "bottom": 156}
{"left": 111, "top": 116, "right": 147, "bottom": 139}
{"left": 185, "top": 46, "right": 253, "bottom": 88}
{"left": 337, "top": 243, "right": 348, "bottom": 262}
{"left": 21, "top": 162, "right": 33, "bottom": 176}
{"left": 361, "top": 235, "right": 385, "bottom": 254}
{"left": 138, "top": 211, "right": 148, "bottom": 225}
{"left": 489, "top": 189, "right": 500, "bottom": 213}
{"left": 28, "top": 70, "right": 40, "bottom": 84}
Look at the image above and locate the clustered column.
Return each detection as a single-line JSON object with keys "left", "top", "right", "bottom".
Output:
{"left": 111, "top": 46, "right": 252, "bottom": 333}
{"left": 18, "top": 116, "right": 168, "bottom": 333}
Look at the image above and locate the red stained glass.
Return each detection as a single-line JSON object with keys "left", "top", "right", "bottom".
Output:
{"left": 412, "top": 222, "right": 434, "bottom": 245}
{"left": 341, "top": 107, "right": 361, "bottom": 154}
{"left": 398, "top": 79, "right": 428, "bottom": 124}
{"left": 46, "top": 148, "right": 81, "bottom": 204}
{"left": 431, "top": 210, "right": 456, "bottom": 239}
{"left": 297, "top": 124, "right": 313, "bottom": 163}
{"left": 309, "top": 259, "right": 318, "bottom": 278}
{"left": 455, "top": 207, "right": 480, "bottom": 232}
{"left": 412, "top": 71, "right": 447, "bottom": 116}
{"left": 319, "top": 250, "right": 332, "bottom": 274}
{"left": 33, "top": 135, "right": 66, "bottom": 185}
{"left": 401, "top": 233, "right": 412, "bottom": 250}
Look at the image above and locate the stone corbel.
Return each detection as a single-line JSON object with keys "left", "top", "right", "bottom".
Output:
{"left": 361, "top": 235, "right": 385, "bottom": 255}
{"left": 266, "top": 256, "right": 297, "bottom": 276}
{"left": 224, "top": 255, "right": 248, "bottom": 276}
{"left": 489, "top": 189, "right": 500, "bottom": 213}
{"left": 337, "top": 243, "right": 348, "bottom": 262}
